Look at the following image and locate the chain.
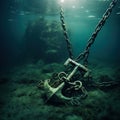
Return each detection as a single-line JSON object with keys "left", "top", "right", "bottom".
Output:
{"left": 75, "top": 0, "right": 118, "bottom": 65}
{"left": 60, "top": 0, "right": 118, "bottom": 64}
{"left": 60, "top": 6, "right": 73, "bottom": 59}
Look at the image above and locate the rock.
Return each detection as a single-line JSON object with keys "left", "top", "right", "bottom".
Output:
{"left": 24, "top": 17, "right": 67, "bottom": 63}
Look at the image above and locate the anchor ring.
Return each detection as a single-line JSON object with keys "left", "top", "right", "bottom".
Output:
{"left": 74, "top": 81, "right": 83, "bottom": 90}
{"left": 58, "top": 72, "right": 67, "bottom": 81}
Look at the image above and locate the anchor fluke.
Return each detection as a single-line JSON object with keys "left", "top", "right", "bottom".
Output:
{"left": 43, "top": 79, "right": 72, "bottom": 103}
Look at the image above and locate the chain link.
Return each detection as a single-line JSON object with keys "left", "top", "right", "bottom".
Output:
{"left": 75, "top": 0, "right": 118, "bottom": 64}
{"left": 60, "top": 7, "right": 73, "bottom": 59}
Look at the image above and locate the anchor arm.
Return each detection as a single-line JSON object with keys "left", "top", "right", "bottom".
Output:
{"left": 44, "top": 79, "right": 72, "bottom": 103}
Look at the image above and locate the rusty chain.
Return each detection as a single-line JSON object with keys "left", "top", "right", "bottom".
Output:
{"left": 75, "top": 0, "right": 118, "bottom": 65}
{"left": 60, "top": 7, "right": 73, "bottom": 59}
{"left": 60, "top": 0, "right": 118, "bottom": 65}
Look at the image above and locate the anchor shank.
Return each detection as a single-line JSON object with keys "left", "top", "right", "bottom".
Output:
{"left": 66, "top": 66, "right": 78, "bottom": 81}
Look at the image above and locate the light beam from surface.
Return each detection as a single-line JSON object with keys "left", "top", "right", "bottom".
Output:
{"left": 61, "top": 0, "right": 64, "bottom": 3}
{"left": 59, "top": 0, "right": 86, "bottom": 9}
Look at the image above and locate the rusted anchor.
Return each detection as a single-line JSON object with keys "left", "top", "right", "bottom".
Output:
{"left": 43, "top": 58, "right": 91, "bottom": 103}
